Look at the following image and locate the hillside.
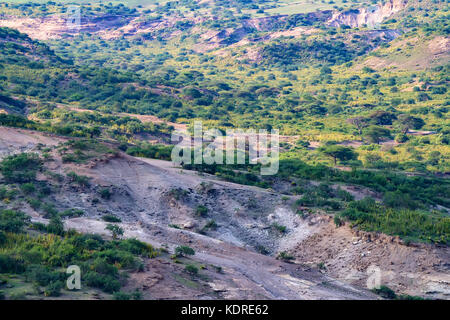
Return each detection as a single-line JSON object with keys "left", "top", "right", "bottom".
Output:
{"left": 0, "top": 0, "right": 448, "bottom": 301}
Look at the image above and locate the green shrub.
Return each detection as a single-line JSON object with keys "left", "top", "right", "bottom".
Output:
{"left": 334, "top": 215, "right": 344, "bottom": 227}
{"left": 0, "top": 231, "right": 6, "bottom": 245}
{"left": 113, "top": 291, "right": 131, "bottom": 300}
{"left": 0, "top": 254, "right": 25, "bottom": 273}
{"left": 372, "top": 285, "right": 397, "bottom": 299}
{"left": 102, "top": 215, "right": 121, "bottom": 223}
{"left": 271, "top": 223, "right": 287, "bottom": 234}
{"left": 105, "top": 224, "right": 124, "bottom": 240}
{"left": 27, "top": 198, "right": 41, "bottom": 210}
{"left": 0, "top": 210, "right": 30, "bottom": 233}
{"left": 27, "top": 265, "right": 63, "bottom": 286}
{"left": 383, "top": 191, "right": 420, "bottom": 210}
{"left": 67, "top": 172, "right": 90, "bottom": 187}
{"left": 44, "top": 281, "right": 64, "bottom": 297}
{"left": 46, "top": 216, "right": 64, "bottom": 235}
{"left": 0, "top": 153, "right": 41, "bottom": 183}
{"left": 117, "top": 238, "right": 158, "bottom": 258}
{"left": 60, "top": 209, "right": 84, "bottom": 218}
{"left": 277, "top": 251, "right": 294, "bottom": 262}
{"left": 84, "top": 271, "right": 121, "bottom": 293}
{"left": 195, "top": 205, "right": 208, "bottom": 217}
{"left": 20, "top": 183, "right": 36, "bottom": 195}
{"left": 175, "top": 246, "right": 195, "bottom": 257}
{"left": 336, "top": 188, "right": 354, "bottom": 202}
{"left": 99, "top": 188, "right": 112, "bottom": 200}
{"left": 184, "top": 264, "right": 198, "bottom": 275}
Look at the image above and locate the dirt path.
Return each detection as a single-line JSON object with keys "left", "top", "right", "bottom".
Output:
{"left": 65, "top": 216, "right": 376, "bottom": 300}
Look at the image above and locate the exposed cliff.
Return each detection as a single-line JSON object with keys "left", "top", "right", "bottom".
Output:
{"left": 328, "top": 0, "right": 408, "bottom": 28}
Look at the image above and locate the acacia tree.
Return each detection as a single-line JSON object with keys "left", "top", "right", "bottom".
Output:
{"left": 396, "top": 114, "right": 425, "bottom": 134}
{"left": 319, "top": 145, "right": 357, "bottom": 165}
{"left": 363, "top": 126, "right": 391, "bottom": 144}
{"left": 369, "top": 110, "right": 397, "bottom": 125}
{"left": 347, "top": 116, "right": 369, "bottom": 137}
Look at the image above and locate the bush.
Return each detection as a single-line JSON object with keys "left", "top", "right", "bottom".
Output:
{"left": 0, "top": 210, "right": 30, "bottom": 233}
{"left": 271, "top": 223, "right": 287, "bottom": 234}
{"left": 195, "top": 205, "right": 208, "bottom": 217}
{"left": 44, "top": 281, "right": 64, "bottom": 297}
{"left": 0, "top": 231, "right": 6, "bottom": 245}
{"left": 0, "top": 254, "right": 25, "bottom": 273}
{"left": 99, "top": 188, "right": 111, "bottom": 200}
{"left": 117, "top": 238, "right": 157, "bottom": 258}
{"left": 336, "top": 188, "right": 354, "bottom": 202}
{"left": 372, "top": 285, "right": 397, "bottom": 299}
{"left": 84, "top": 271, "right": 121, "bottom": 293}
{"left": 67, "top": 172, "right": 90, "bottom": 187}
{"left": 27, "top": 265, "right": 63, "bottom": 286}
{"left": 113, "top": 291, "right": 131, "bottom": 300}
{"left": 27, "top": 198, "right": 41, "bottom": 210}
{"left": 60, "top": 209, "right": 84, "bottom": 218}
{"left": 383, "top": 191, "right": 419, "bottom": 210}
{"left": 126, "top": 144, "right": 173, "bottom": 161}
{"left": 334, "top": 215, "right": 344, "bottom": 227}
{"left": 341, "top": 201, "right": 449, "bottom": 244}
{"left": 105, "top": 224, "right": 124, "bottom": 240}
{"left": 184, "top": 264, "right": 198, "bottom": 275}
{"left": 46, "top": 216, "right": 64, "bottom": 235}
{"left": 395, "top": 133, "right": 408, "bottom": 143}
{"left": 175, "top": 246, "right": 195, "bottom": 257}
{"left": 0, "top": 153, "right": 41, "bottom": 183}
{"left": 277, "top": 251, "right": 294, "bottom": 262}
{"left": 20, "top": 183, "right": 36, "bottom": 195}
{"left": 102, "top": 215, "right": 121, "bottom": 223}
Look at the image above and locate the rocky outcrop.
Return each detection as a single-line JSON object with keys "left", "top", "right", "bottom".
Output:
{"left": 0, "top": 14, "right": 135, "bottom": 40}
{"left": 328, "top": 0, "right": 408, "bottom": 28}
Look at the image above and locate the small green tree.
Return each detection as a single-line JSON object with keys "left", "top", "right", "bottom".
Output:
{"left": 396, "top": 114, "right": 425, "bottom": 134}
{"left": 175, "top": 245, "right": 195, "bottom": 257}
{"left": 47, "top": 216, "right": 64, "bottom": 236}
{"left": 319, "top": 145, "right": 357, "bottom": 165}
{"left": 106, "top": 224, "right": 124, "bottom": 240}
{"left": 347, "top": 116, "right": 369, "bottom": 136}
{"left": 363, "top": 126, "right": 391, "bottom": 144}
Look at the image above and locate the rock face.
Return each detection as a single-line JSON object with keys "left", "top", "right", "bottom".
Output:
{"left": 0, "top": 1, "right": 408, "bottom": 42}
{"left": 0, "top": 14, "right": 135, "bottom": 40}
{"left": 328, "top": 0, "right": 408, "bottom": 28}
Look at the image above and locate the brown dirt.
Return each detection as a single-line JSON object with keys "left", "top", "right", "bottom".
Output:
{"left": 290, "top": 217, "right": 450, "bottom": 299}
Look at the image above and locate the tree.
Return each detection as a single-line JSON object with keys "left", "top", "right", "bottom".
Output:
{"left": 47, "top": 216, "right": 64, "bottom": 235}
{"left": 369, "top": 110, "right": 397, "bottom": 125}
{"left": 318, "top": 145, "right": 357, "bottom": 165}
{"left": 347, "top": 116, "right": 369, "bottom": 136}
{"left": 396, "top": 114, "right": 425, "bottom": 134}
{"left": 175, "top": 246, "right": 195, "bottom": 257}
{"left": 363, "top": 126, "right": 391, "bottom": 144}
{"left": 106, "top": 224, "right": 124, "bottom": 240}
{"left": 0, "top": 210, "right": 30, "bottom": 233}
